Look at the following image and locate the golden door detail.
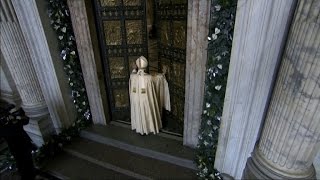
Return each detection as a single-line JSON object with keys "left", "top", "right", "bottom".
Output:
{"left": 96, "top": 0, "right": 148, "bottom": 122}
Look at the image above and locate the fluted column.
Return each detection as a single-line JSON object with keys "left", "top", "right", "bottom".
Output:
{"left": 214, "top": 0, "right": 297, "bottom": 178}
{"left": 11, "top": 0, "right": 76, "bottom": 130}
{"left": 0, "top": 0, "right": 54, "bottom": 146}
{"left": 244, "top": 0, "right": 320, "bottom": 179}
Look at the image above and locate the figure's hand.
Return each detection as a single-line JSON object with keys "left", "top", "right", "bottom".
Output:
{"left": 162, "top": 65, "right": 168, "bottom": 74}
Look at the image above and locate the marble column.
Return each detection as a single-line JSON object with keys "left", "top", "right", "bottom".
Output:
{"left": 0, "top": 0, "right": 54, "bottom": 146}
{"left": 214, "top": 0, "right": 297, "bottom": 178}
{"left": 67, "top": 0, "right": 108, "bottom": 125}
{"left": 0, "top": 53, "right": 21, "bottom": 105}
{"left": 183, "top": 0, "right": 211, "bottom": 147}
{"left": 244, "top": 0, "right": 320, "bottom": 179}
{"left": 11, "top": 0, "right": 76, "bottom": 131}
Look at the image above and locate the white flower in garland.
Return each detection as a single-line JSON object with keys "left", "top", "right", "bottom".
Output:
{"left": 212, "top": 34, "right": 217, "bottom": 40}
{"left": 208, "top": 133, "right": 212, "bottom": 137}
{"left": 217, "top": 64, "right": 223, "bottom": 69}
{"left": 215, "top": 85, "right": 222, "bottom": 91}
{"left": 84, "top": 110, "right": 91, "bottom": 120}
{"left": 59, "top": 35, "right": 64, "bottom": 40}
{"left": 207, "top": 120, "right": 212, "bottom": 125}
{"left": 216, "top": 55, "right": 221, "bottom": 61}
{"left": 203, "top": 167, "right": 208, "bottom": 174}
{"left": 210, "top": 174, "right": 215, "bottom": 178}
{"left": 54, "top": 25, "right": 60, "bottom": 30}
{"left": 61, "top": 27, "right": 67, "bottom": 33}
{"left": 211, "top": 28, "right": 221, "bottom": 41}
{"left": 217, "top": 116, "right": 221, "bottom": 121}
{"left": 70, "top": 51, "right": 76, "bottom": 55}
{"left": 215, "top": 5, "right": 221, "bottom": 11}
{"left": 198, "top": 135, "right": 203, "bottom": 140}
{"left": 215, "top": 28, "right": 221, "bottom": 34}
{"left": 206, "top": 103, "right": 211, "bottom": 108}
{"left": 222, "top": 51, "right": 228, "bottom": 56}
{"left": 61, "top": 50, "right": 67, "bottom": 60}
{"left": 203, "top": 110, "right": 207, "bottom": 114}
{"left": 204, "top": 141, "right": 209, "bottom": 146}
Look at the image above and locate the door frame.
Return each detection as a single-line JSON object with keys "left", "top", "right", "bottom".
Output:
{"left": 68, "top": 0, "right": 211, "bottom": 148}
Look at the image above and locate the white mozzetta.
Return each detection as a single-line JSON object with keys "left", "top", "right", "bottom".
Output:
{"left": 67, "top": 0, "right": 107, "bottom": 125}
{"left": 252, "top": 0, "right": 320, "bottom": 178}
{"left": 11, "top": 0, "right": 74, "bottom": 131}
{"left": 214, "top": 0, "right": 297, "bottom": 178}
{"left": 184, "top": 0, "right": 210, "bottom": 147}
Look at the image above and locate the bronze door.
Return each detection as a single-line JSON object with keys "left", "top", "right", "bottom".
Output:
{"left": 94, "top": 0, "right": 148, "bottom": 122}
{"left": 155, "top": 0, "right": 187, "bottom": 135}
{"left": 93, "top": 0, "right": 187, "bottom": 135}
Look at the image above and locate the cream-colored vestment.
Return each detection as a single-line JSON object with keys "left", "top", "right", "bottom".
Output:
{"left": 152, "top": 73, "right": 171, "bottom": 116}
{"left": 129, "top": 70, "right": 162, "bottom": 135}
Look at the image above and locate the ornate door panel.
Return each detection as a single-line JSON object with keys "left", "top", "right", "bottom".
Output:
{"left": 94, "top": 0, "right": 148, "bottom": 122}
{"left": 155, "top": 0, "right": 187, "bottom": 134}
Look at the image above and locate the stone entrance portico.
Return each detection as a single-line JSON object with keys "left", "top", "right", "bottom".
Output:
{"left": 1, "top": 0, "right": 320, "bottom": 179}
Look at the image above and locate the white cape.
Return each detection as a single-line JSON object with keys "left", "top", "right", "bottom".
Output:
{"left": 152, "top": 73, "right": 171, "bottom": 116}
{"left": 129, "top": 72, "right": 162, "bottom": 135}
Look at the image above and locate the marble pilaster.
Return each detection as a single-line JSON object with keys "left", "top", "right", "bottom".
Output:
{"left": 214, "top": 0, "right": 297, "bottom": 178}
{"left": 183, "top": 0, "right": 211, "bottom": 147}
{"left": 67, "top": 0, "right": 108, "bottom": 125}
{"left": 244, "top": 0, "right": 320, "bottom": 179}
{"left": 0, "top": 0, "right": 54, "bottom": 146}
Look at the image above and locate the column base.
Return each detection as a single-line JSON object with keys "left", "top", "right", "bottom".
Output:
{"left": 243, "top": 150, "right": 316, "bottom": 179}
{"left": 22, "top": 103, "right": 55, "bottom": 146}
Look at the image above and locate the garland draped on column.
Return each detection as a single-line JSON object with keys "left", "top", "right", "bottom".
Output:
{"left": 34, "top": 0, "right": 93, "bottom": 162}
{"left": 196, "top": 0, "right": 237, "bottom": 179}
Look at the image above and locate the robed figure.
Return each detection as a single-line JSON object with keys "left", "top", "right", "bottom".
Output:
{"left": 129, "top": 56, "right": 162, "bottom": 135}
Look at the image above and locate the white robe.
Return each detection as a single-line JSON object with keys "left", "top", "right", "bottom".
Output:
{"left": 129, "top": 71, "right": 162, "bottom": 135}
{"left": 152, "top": 73, "right": 171, "bottom": 116}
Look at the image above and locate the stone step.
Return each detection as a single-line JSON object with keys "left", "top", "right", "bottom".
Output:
{"left": 42, "top": 150, "right": 134, "bottom": 180}
{"left": 64, "top": 137, "right": 197, "bottom": 179}
{"left": 80, "top": 124, "right": 196, "bottom": 170}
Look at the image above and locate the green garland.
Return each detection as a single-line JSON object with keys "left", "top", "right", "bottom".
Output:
{"left": 196, "top": 0, "right": 237, "bottom": 179}
{"left": 35, "top": 0, "right": 92, "bottom": 163}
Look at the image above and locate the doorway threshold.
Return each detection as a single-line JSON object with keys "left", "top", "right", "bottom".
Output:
{"left": 80, "top": 124, "right": 196, "bottom": 170}
{"left": 110, "top": 120, "right": 183, "bottom": 141}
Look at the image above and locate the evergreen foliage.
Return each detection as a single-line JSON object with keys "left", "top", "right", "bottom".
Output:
{"left": 196, "top": 0, "right": 237, "bottom": 179}
{"left": 36, "top": 0, "right": 93, "bottom": 163}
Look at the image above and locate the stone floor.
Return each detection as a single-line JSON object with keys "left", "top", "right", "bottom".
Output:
{"left": 40, "top": 124, "right": 197, "bottom": 179}
{"left": 0, "top": 168, "right": 61, "bottom": 180}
